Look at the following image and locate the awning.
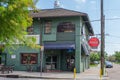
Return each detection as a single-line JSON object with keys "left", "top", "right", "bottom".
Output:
{"left": 81, "top": 43, "right": 90, "bottom": 55}
{"left": 44, "top": 43, "right": 75, "bottom": 49}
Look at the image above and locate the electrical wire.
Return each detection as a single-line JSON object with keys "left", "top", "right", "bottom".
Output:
{"left": 107, "top": 35, "right": 120, "bottom": 38}
{"left": 89, "top": 17, "right": 120, "bottom": 23}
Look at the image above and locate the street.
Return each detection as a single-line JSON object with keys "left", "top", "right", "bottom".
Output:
{"left": 106, "top": 63, "right": 120, "bottom": 80}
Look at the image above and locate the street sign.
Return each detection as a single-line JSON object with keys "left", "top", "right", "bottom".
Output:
{"left": 88, "top": 37, "right": 99, "bottom": 48}
{"left": 40, "top": 46, "right": 44, "bottom": 51}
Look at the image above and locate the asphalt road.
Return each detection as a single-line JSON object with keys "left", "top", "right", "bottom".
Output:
{"left": 106, "top": 63, "right": 120, "bottom": 80}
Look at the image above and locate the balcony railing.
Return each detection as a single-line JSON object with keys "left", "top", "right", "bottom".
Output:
{"left": 25, "top": 35, "right": 40, "bottom": 44}
{"left": 0, "top": 35, "right": 40, "bottom": 44}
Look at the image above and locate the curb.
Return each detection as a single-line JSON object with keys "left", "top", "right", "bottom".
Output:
{"left": 0, "top": 74, "right": 109, "bottom": 80}
{"left": 0, "top": 74, "right": 73, "bottom": 79}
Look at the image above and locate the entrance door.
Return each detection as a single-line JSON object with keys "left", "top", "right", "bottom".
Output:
{"left": 46, "top": 56, "right": 57, "bottom": 70}
{"left": 66, "top": 54, "right": 75, "bottom": 71}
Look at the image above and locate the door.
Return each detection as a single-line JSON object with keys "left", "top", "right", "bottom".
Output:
{"left": 46, "top": 55, "right": 57, "bottom": 70}
{"left": 66, "top": 54, "right": 75, "bottom": 71}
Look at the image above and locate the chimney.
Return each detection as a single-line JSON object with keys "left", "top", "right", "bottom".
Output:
{"left": 54, "top": 0, "right": 60, "bottom": 8}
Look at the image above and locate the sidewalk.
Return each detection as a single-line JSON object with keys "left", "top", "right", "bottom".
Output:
{"left": 0, "top": 66, "right": 109, "bottom": 80}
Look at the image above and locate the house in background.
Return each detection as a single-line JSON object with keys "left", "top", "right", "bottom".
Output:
{"left": 1, "top": 7, "right": 94, "bottom": 73}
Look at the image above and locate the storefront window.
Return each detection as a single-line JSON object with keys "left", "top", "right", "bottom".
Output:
{"left": 21, "top": 53, "right": 38, "bottom": 64}
{"left": 57, "top": 22, "right": 75, "bottom": 32}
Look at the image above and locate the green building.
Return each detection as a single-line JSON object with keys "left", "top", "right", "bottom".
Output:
{"left": 1, "top": 8, "right": 94, "bottom": 73}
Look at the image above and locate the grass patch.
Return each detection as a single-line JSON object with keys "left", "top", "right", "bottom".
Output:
{"left": 115, "top": 62, "right": 120, "bottom": 64}
{"left": 90, "top": 64, "right": 98, "bottom": 67}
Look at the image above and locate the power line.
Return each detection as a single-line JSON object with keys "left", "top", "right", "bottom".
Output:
{"left": 93, "top": 34, "right": 120, "bottom": 38}
{"left": 106, "top": 42, "right": 120, "bottom": 44}
{"left": 108, "top": 35, "right": 120, "bottom": 38}
{"left": 90, "top": 17, "right": 120, "bottom": 22}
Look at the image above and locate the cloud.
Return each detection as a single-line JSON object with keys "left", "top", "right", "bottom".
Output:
{"left": 74, "top": 0, "right": 86, "bottom": 4}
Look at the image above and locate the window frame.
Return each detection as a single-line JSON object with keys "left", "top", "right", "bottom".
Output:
{"left": 27, "top": 26, "right": 34, "bottom": 35}
{"left": 44, "top": 20, "right": 52, "bottom": 34}
{"left": 57, "top": 22, "right": 75, "bottom": 32}
{"left": 21, "top": 53, "right": 38, "bottom": 64}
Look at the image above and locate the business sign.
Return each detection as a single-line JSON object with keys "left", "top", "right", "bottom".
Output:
{"left": 88, "top": 37, "right": 99, "bottom": 48}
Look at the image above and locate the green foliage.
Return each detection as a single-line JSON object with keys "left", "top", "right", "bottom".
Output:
{"left": 0, "top": 0, "right": 40, "bottom": 51}
{"left": 115, "top": 51, "right": 120, "bottom": 62}
{"left": 0, "top": 0, "right": 34, "bottom": 43}
{"left": 90, "top": 52, "right": 100, "bottom": 64}
{"left": 22, "top": 36, "right": 40, "bottom": 49}
{"left": 90, "top": 64, "right": 98, "bottom": 67}
{"left": 107, "top": 54, "right": 116, "bottom": 62}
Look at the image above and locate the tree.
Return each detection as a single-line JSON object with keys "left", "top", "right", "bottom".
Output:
{"left": 90, "top": 52, "right": 100, "bottom": 64}
{"left": 0, "top": 0, "right": 39, "bottom": 50}
{"left": 115, "top": 51, "right": 120, "bottom": 62}
{"left": 107, "top": 54, "right": 116, "bottom": 62}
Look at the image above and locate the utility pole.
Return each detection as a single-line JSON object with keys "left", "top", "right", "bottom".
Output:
{"left": 100, "top": 0, "right": 105, "bottom": 75}
{"left": 39, "top": 18, "right": 44, "bottom": 76}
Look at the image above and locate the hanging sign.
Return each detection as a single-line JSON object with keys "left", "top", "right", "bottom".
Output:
{"left": 88, "top": 37, "right": 99, "bottom": 48}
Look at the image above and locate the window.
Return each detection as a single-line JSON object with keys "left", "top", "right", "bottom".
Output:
{"left": 44, "top": 20, "right": 52, "bottom": 34}
{"left": 27, "top": 26, "right": 34, "bottom": 35}
{"left": 57, "top": 22, "right": 75, "bottom": 32}
{"left": 21, "top": 53, "right": 38, "bottom": 64}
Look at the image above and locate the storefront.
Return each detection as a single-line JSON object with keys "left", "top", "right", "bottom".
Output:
{"left": 44, "top": 42, "right": 75, "bottom": 72}
{"left": 44, "top": 49, "right": 75, "bottom": 72}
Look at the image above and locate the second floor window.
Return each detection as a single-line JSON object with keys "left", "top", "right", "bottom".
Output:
{"left": 27, "top": 26, "right": 34, "bottom": 35}
{"left": 44, "top": 20, "right": 52, "bottom": 34}
{"left": 57, "top": 22, "right": 75, "bottom": 32}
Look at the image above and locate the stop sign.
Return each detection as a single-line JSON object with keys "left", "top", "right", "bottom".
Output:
{"left": 88, "top": 37, "right": 99, "bottom": 48}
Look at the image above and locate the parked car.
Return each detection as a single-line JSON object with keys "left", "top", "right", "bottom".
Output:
{"left": 105, "top": 61, "right": 113, "bottom": 68}
{"left": 94, "top": 61, "right": 99, "bottom": 64}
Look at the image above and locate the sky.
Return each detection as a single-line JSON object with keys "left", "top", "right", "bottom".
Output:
{"left": 36, "top": 0, "right": 120, "bottom": 55}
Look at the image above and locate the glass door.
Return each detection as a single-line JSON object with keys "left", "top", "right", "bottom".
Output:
{"left": 46, "top": 55, "right": 57, "bottom": 70}
{"left": 66, "top": 54, "right": 75, "bottom": 71}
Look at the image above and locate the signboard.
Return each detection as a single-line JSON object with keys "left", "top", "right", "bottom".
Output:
{"left": 88, "top": 37, "right": 99, "bottom": 48}
{"left": 11, "top": 55, "right": 16, "bottom": 59}
{"left": 40, "top": 46, "right": 44, "bottom": 51}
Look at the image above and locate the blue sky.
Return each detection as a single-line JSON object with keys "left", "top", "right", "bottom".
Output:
{"left": 36, "top": 0, "right": 120, "bottom": 55}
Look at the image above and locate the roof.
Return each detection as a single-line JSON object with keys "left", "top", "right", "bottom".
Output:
{"left": 31, "top": 8, "right": 87, "bottom": 18}
{"left": 30, "top": 8, "right": 94, "bottom": 35}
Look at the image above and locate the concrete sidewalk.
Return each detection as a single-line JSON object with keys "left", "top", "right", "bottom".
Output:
{"left": 0, "top": 66, "right": 109, "bottom": 80}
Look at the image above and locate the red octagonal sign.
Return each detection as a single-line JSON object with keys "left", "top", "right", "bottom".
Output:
{"left": 88, "top": 37, "right": 99, "bottom": 48}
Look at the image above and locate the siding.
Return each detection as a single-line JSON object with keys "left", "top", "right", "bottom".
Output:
{"left": 57, "top": 32, "right": 75, "bottom": 41}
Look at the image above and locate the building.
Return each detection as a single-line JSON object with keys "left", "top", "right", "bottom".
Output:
{"left": 1, "top": 8, "right": 94, "bottom": 73}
